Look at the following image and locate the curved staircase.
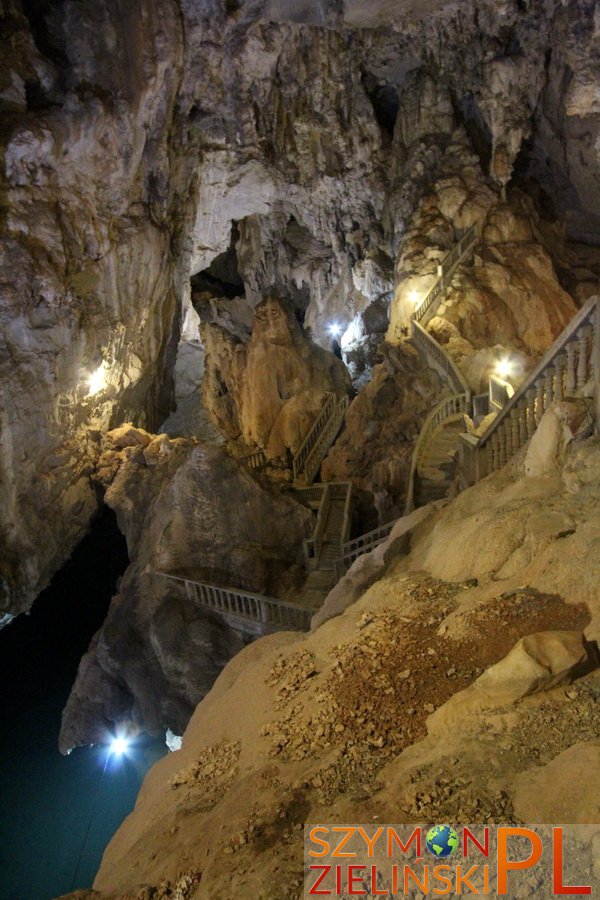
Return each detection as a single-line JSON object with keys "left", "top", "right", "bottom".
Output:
{"left": 414, "top": 413, "right": 469, "bottom": 507}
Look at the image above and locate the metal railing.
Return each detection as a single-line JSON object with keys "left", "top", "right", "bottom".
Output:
{"left": 294, "top": 484, "right": 326, "bottom": 507}
{"left": 303, "top": 481, "right": 352, "bottom": 570}
{"left": 301, "top": 396, "right": 349, "bottom": 485}
{"left": 410, "top": 319, "right": 471, "bottom": 398}
{"left": 241, "top": 449, "right": 267, "bottom": 471}
{"left": 154, "top": 572, "right": 312, "bottom": 632}
{"left": 413, "top": 223, "right": 478, "bottom": 326}
{"left": 303, "top": 483, "right": 331, "bottom": 564}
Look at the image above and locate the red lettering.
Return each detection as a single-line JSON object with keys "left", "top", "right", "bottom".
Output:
{"left": 370, "top": 864, "right": 389, "bottom": 896}
{"left": 308, "top": 865, "right": 331, "bottom": 895}
{"left": 463, "top": 827, "right": 489, "bottom": 858}
{"left": 348, "top": 865, "right": 367, "bottom": 895}
{"left": 553, "top": 828, "right": 591, "bottom": 895}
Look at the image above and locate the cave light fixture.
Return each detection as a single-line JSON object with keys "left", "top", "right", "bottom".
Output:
{"left": 109, "top": 735, "right": 130, "bottom": 757}
{"left": 495, "top": 356, "right": 513, "bottom": 380}
{"left": 87, "top": 361, "right": 108, "bottom": 396}
{"left": 328, "top": 322, "right": 342, "bottom": 338}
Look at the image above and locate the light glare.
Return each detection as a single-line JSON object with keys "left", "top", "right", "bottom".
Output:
{"left": 496, "top": 358, "right": 512, "bottom": 379}
{"left": 88, "top": 363, "right": 107, "bottom": 396}
{"left": 110, "top": 736, "right": 129, "bottom": 756}
{"left": 328, "top": 322, "right": 342, "bottom": 337}
{"left": 408, "top": 290, "right": 420, "bottom": 305}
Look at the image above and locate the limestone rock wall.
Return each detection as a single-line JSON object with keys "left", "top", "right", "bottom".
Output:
{"left": 389, "top": 128, "right": 578, "bottom": 393}
{"left": 59, "top": 425, "right": 314, "bottom": 751}
{"left": 322, "top": 342, "right": 443, "bottom": 520}
{"left": 200, "top": 298, "right": 351, "bottom": 459}
{"left": 77, "top": 433, "right": 600, "bottom": 899}
{"left": 0, "top": 0, "right": 185, "bottom": 616}
{"left": 2, "top": 0, "right": 600, "bottom": 624}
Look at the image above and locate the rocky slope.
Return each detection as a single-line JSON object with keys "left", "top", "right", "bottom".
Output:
{"left": 59, "top": 409, "right": 600, "bottom": 899}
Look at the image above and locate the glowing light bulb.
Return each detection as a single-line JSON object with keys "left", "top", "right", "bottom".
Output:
{"left": 408, "top": 290, "right": 420, "bottom": 305}
{"left": 328, "top": 322, "right": 342, "bottom": 337}
{"left": 88, "top": 363, "right": 107, "bottom": 396}
{"left": 110, "top": 736, "right": 129, "bottom": 756}
{"left": 496, "top": 358, "right": 512, "bottom": 379}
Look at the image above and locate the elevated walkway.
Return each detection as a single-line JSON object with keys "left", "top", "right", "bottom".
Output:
{"left": 153, "top": 572, "right": 312, "bottom": 635}
{"left": 335, "top": 517, "right": 398, "bottom": 580}
{"left": 302, "top": 482, "right": 353, "bottom": 572}
{"left": 404, "top": 228, "right": 479, "bottom": 512}
{"left": 459, "top": 295, "right": 600, "bottom": 486}
{"left": 292, "top": 394, "right": 349, "bottom": 485}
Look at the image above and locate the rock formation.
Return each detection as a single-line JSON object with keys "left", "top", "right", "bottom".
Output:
{"left": 321, "top": 342, "right": 443, "bottom": 521}
{"left": 63, "top": 420, "right": 600, "bottom": 899}
{"left": 3, "top": 0, "right": 600, "bottom": 622}
{"left": 200, "top": 297, "right": 351, "bottom": 460}
{"left": 59, "top": 425, "right": 314, "bottom": 751}
{"left": 2, "top": 1, "right": 600, "bottom": 892}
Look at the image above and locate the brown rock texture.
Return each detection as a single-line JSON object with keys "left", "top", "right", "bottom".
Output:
{"left": 74, "top": 433, "right": 600, "bottom": 899}
{"left": 3, "top": 0, "right": 600, "bottom": 619}
{"left": 321, "top": 342, "right": 443, "bottom": 519}
{"left": 200, "top": 298, "right": 351, "bottom": 459}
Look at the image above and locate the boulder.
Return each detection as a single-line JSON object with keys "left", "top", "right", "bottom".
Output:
{"left": 427, "top": 631, "right": 591, "bottom": 734}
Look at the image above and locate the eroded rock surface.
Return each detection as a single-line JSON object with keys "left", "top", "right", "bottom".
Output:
{"left": 59, "top": 426, "right": 313, "bottom": 751}
{"left": 4, "top": 0, "right": 600, "bottom": 620}
{"left": 63, "top": 434, "right": 600, "bottom": 899}
{"left": 200, "top": 297, "right": 350, "bottom": 459}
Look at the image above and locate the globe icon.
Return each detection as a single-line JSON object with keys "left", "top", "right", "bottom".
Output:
{"left": 425, "top": 824, "right": 459, "bottom": 858}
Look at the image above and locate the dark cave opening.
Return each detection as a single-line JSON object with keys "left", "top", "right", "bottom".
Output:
{"left": 20, "top": 0, "right": 69, "bottom": 69}
{"left": 0, "top": 509, "right": 166, "bottom": 900}
{"left": 191, "top": 224, "right": 245, "bottom": 299}
{"left": 361, "top": 73, "right": 400, "bottom": 137}
{"left": 453, "top": 92, "right": 493, "bottom": 175}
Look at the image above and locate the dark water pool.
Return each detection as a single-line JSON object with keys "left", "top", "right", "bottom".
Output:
{"left": 0, "top": 510, "right": 166, "bottom": 900}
